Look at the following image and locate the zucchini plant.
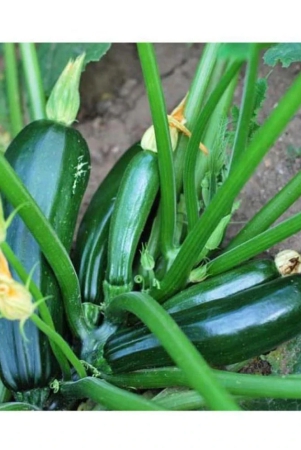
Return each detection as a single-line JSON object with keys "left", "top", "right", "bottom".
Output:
{"left": 1, "top": 42, "right": 301, "bottom": 411}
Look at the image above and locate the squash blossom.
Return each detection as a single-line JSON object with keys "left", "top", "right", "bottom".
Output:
{"left": 0, "top": 251, "right": 35, "bottom": 335}
{"left": 141, "top": 94, "right": 208, "bottom": 155}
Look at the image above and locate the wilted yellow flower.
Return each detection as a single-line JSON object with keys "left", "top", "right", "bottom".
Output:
{"left": 141, "top": 94, "right": 208, "bottom": 155}
{"left": 141, "top": 124, "right": 178, "bottom": 153}
{"left": 0, "top": 275, "right": 35, "bottom": 323}
{"left": 0, "top": 251, "right": 37, "bottom": 339}
{"left": 275, "top": 249, "right": 301, "bottom": 276}
{"left": 0, "top": 249, "right": 11, "bottom": 278}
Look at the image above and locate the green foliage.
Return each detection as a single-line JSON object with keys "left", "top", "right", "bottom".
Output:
{"left": 37, "top": 43, "right": 111, "bottom": 96}
{"left": 236, "top": 333, "right": 301, "bottom": 410}
{"left": 264, "top": 43, "right": 301, "bottom": 67}
{"left": 227, "top": 77, "right": 268, "bottom": 147}
{"left": 262, "top": 334, "right": 301, "bottom": 375}
{"left": 263, "top": 43, "right": 301, "bottom": 67}
{"left": 240, "top": 398, "right": 301, "bottom": 411}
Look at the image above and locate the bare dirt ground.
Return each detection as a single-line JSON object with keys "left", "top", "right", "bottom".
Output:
{"left": 76, "top": 43, "right": 301, "bottom": 257}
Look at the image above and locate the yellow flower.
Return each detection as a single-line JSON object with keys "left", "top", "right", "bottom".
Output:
{"left": 0, "top": 250, "right": 38, "bottom": 340}
{"left": 141, "top": 94, "right": 209, "bottom": 155}
{"left": 0, "top": 275, "right": 35, "bottom": 323}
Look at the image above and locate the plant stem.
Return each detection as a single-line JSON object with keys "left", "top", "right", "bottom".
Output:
{"left": 1, "top": 242, "right": 71, "bottom": 380}
{"left": 154, "top": 389, "right": 207, "bottom": 410}
{"left": 185, "top": 43, "right": 221, "bottom": 126}
{"left": 228, "top": 44, "right": 261, "bottom": 171}
{"left": 137, "top": 43, "right": 176, "bottom": 257}
{"left": 197, "top": 66, "right": 238, "bottom": 202}
{"left": 0, "top": 153, "right": 89, "bottom": 339}
{"left": 184, "top": 61, "right": 242, "bottom": 232}
{"left": 104, "top": 367, "right": 301, "bottom": 400}
{"left": 0, "top": 402, "right": 40, "bottom": 411}
{"left": 106, "top": 291, "right": 240, "bottom": 411}
{"left": 31, "top": 314, "right": 86, "bottom": 379}
{"left": 150, "top": 70, "right": 301, "bottom": 303}
{"left": 59, "top": 377, "right": 165, "bottom": 411}
{"left": 19, "top": 43, "right": 46, "bottom": 121}
{"left": 226, "top": 170, "right": 301, "bottom": 250}
{"left": 191, "top": 211, "right": 301, "bottom": 280}
{"left": 3, "top": 43, "right": 23, "bottom": 136}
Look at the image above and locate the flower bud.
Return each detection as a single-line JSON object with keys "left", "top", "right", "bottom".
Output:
{"left": 46, "top": 53, "right": 85, "bottom": 126}
{"left": 140, "top": 245, "right": 155, "bottom": 271}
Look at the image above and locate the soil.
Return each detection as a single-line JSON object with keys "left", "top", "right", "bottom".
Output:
{"left": 76, "top": 43, "right": 301, "bottom": 257}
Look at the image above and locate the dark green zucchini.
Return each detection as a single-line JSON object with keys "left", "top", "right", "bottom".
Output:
{"left": 103, "top": 275, "right": 301, "bottom": 373}
{"left": 103, "top": 150, "right": 159, "bottom": 302}
{"left": 73, "top": 143, "right": 141, "bottom": 305}
{"left": 0, "top": 119, "right": 90, "bottom": 393}
{"left": 163, "top": 259, "right": 279, "bottom": 313}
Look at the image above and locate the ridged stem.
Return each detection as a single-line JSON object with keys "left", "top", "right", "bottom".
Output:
{"left": 59, "top": 377, "right": 165, "bottom": 411}
{"left": 19, "top": 43, "right": 46, "bottom": 120}
{"left": 150, "top": 70, "right": 301, "bottom": 302}
{"left": 184, "top": 61, "right": 242, "bottom": 232}
{"left": 185, "top": 43, "right": 221, "bottom": 125}
{"left": 190, "top": 211, "right": 301, "bottom": 280}
{"left": 137, "top": 43, "right": 176, "bottom": 257}
{"left": 226, "top": 170, "right": 301, "bottom": 250}
{"left": 228, "top": 44, "right": 261, "bottom": 171}
{"left": 3, "top": 43, "right": 23, "bottom": 136}
{"left": 104, "top": 367, "right": 301, "bottom": 400}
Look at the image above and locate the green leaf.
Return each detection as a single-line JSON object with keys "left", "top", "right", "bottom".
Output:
{"left": 218, "top": 43, "right": 252, "bottom": 61}
{"left": 262, "top": 334, "right": 301, "bottom": 375}
{"left": 253, "top": 78, "right": 268, "bottom": 115}
{"left": 241, "top": 335, "right": 301, "bottom": 410}
{"left": 263, "top": 43, "right": 301, "bottom": 68}
{"left": 240, "top": 398, "right": 301, "bottom": 411}
{"left": 37, "top": 43, "right": 111, "bottom": 96}
{"left": 227, "top": 78, "right": 268, "bottom": 148}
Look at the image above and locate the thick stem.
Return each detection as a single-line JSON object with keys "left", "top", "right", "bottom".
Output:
{"left": 59, "top": 377, "right": 165, "bottom": 411}
{"left": 226, "top": 170, "right": 301, "bottom": 250}
{"left": 137, "top": 43, "right": 176, "bottom": 257}
{"left": 190, "top": 211, "right": 301, "bottom": 280}
{"left": 19, "top": 43, "right": 46, "bottom": 121}
{"left": 104, "top": 367, "right": 301, "bottom": 400}
{"left": 228, "top": 44, "right": 261, "bottom": 171}
{"left": 3, "top": 43, "right": 23, "bottom": 136}
{"left": 150, "top": 70, "right": 301, "bottom": 303}
{"left": 185, "top": 43, "right": 221, "bottom": 126}
{"left": 184, "top": 61, "right": 242, "bottom": 232}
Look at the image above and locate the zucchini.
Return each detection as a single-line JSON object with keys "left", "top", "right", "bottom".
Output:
{"left": 103, "top": 275, "right": 301, "bottom": 373}
{"left": 73, "top": 143, "right": 141, "bottom": 305}
{"left": 163, "top": 259, "right": 279, "bottom": 313}
{"left": 0, "top": 119, "right": 90, "bottom": 393}
{"left": 103, "top": 150, "right": 159, "bottom": 302}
